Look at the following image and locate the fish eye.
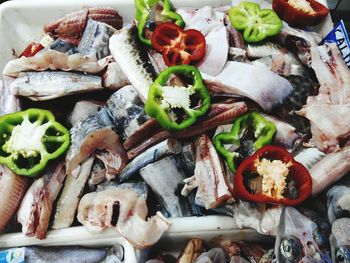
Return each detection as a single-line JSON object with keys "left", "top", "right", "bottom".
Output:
{"left": 280, "top": 237, "right": 303, "bottom": 262}
{"left": 336, "top": 247, "right": 350, "bottom": 263}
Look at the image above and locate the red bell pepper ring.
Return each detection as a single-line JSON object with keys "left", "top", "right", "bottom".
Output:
{"left": 272, "top": 0, "right": 329, "bottom": 27}
{"left": 151, "top": 22, "right": 206, "bottom": 66}
{"left": 234, "top": 145, "right": 312, "bottom": 206}
{"left": 20, "top": 42, "right": 44, "bottom": 57}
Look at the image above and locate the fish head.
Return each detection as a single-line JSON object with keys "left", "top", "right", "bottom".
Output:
{"left": 330, "top": 218, "right": 350, "bottom": 263}
{"left": 275, "top": 207, "right": 332, "bottom": 263}
{"left": 327, "top": 185, "right": 350, "bottom": 224}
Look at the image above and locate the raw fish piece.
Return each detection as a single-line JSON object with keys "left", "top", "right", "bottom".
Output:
{"left": 77, "top": 188, "right": 170, "bottom": 249}
{"left": 140, "top": 156, "right": 195, "bottom": 217}
{"left": 203, "top": 61, "right": 293, "bottom": 112}
{"left": 10, "top": 71, "right": 103, "bottom": 101}
{"left": 0, "top": 166, "right": 29, "bottom": 232}
{"left": 52, "top": 157, "right": 93, "bottom": 229}
{"left": 109, "top": 26, "right": 157, "bottom": 102}
{"left": 17, "top": 161, "right": 66, "bottom": 239}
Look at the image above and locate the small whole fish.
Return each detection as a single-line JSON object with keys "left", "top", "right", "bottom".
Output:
{"left": 327, "top": 185, "right": 350, "bottom": 223}
{"left": 330, "top": 218, "right": 350, "bottom": 263}
{"left": 10, "top": 71, "right": 103, "bottom": 101}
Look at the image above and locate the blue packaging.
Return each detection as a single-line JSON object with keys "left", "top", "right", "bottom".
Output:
{"left": 0, "top": 248, "right": 25, "bottom": 263}
{"left": 322, "top": 20, "right": 350, "bottom": 68}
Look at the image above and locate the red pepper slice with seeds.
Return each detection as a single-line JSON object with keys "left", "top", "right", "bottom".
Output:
{"left": 151, "top": 22, "right": 206, "bottom": 66}
{"left": 234, "top": 145, "right": 312, "bottom": 206}
{"left": 272, "top": 0, "right": 329, "bottom": 27}
{"left": 20, "top": 42, "right": 44, "bottom": 57}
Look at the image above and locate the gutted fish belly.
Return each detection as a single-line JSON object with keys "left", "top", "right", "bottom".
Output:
{"left": 0, "top": 165, "right": 29, "bottom": 232}
{"left": 10, "top": 71, "right": 103, "bottom": 101}
{"left": 109, "top": 25, "right": 156, "bottom": 102}
{"left": 68, "top": 100, "right": 102, "bottom": 126}
{"left": 102, "top": 62, "right": 130, "bottom": 90}
{"left": 1, "top": 77, "right": 21, "bottom": 116}
{"left": 3, "top": 50, "right": 112, "bottom": 78}
{"left": 330, "top": 218, "right": 350, "bottom": 263}
{"left": 77, "top": 188, "right": 170, "bottom": 249}
{"left": 66, "top": 107, "right": 127, "bottom": 177}
{"left": 97, "top": 181, "right": 149, "bottom": 200}
{"left": 140, "top": 156, "right": 195, "bottom": 217}
{"left": 310, "top": 146, "right": 350, "bottom": 196}
{"left": 23, "top": 246, "right": 108, "bottom": 263}
{"left": 77, "top": 19, "right": 115, "bottom": 60}
{"left": 203, "top": 61, "right": 293, "bottom": 112}
{"left": 52, "top": 157, "right": 94, "bottom": 229}
{"left": 327, "top": 185, "right": 350, "bottom": 223}
{"left": 194, "top": 134, "right": 232, "bottom": 209}
{"left": 119, "top": 139, "right": 182, "bottom": 182}
{"left": 17, "top": 161, "right": 66, "bottom": 239}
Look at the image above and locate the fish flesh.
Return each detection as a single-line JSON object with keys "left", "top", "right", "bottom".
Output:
{"left": 68, "top": 100, "right": 103, "bottom": 126}
{"left": 0, "top": 77, "right": 21, "bottom": 117}
{"left": 77, "top": 19, "right": 115, "bottom": 60}
{"left": 127, "top": 101, "right": 248, "bottom": 159}
{"left": 44, "top": 7, "right": 123, "bottom": 45}
{"left": 327, "top": 185, "right": 350, "bottom": 223}
{"left": 177, "top": 238, "right": 204, "bottom": 263}
{"left": 105, "top": 85, "right": 159, "bottom": 148}
{"left": 178, "top": 6, "right": 228, "bottom": 76}
{"left": 274, "top": 23, "right": 322, "bottom": 66}
{"left": 119, "top": 139, "right": 182, "bottom": 182}
{"left": 66, "top": 107, "right": 127, "bottom": 178}
{"left": 109, "top": 25, "right": 157, "bottom": 102}
{"left": 102, "top": 61, "right": 130, "bottom": 90}
{"left": 330, "top": 218, "right": 350, "bottom": 263}
{"left": 3, "top": 246, "right": 111, "bottom": 263}
{"left": 232, "top": 200, "right": 282, "bottom": 236}
{"left": 193, "top": 134, "right": 232, "bottom": 210}
{"left": 202, "top": 61, "right": 293, "bottom": 112}
{"left": 309, "top": 145, "right": 350, "bottom": 196}
{"left": 17, "top": 161, "right": 66, "bottom": 239}
{"left": 275, "top": 207, "right": 332, "bottom": 263}
{"left": 97, "top": 181, "right": 149, "bottom": 200}
{"left": 77, "top": 188, "right": 170, "bottom": 249}
{"left": 52, "top": 157, "right": 93, "bottom": 229}
{"left": 140, "top": 156, "right": 195, "bottom": 217}
{"left": 3, "top": 50, "right": 113, "bottom": 78}
{"left": 10, "top": 71, "right": 103, "bottom": 101}
{"left": 293, "top": 147, "right": 325, "bottom": 169}
{"left": 0, "top": 165, "right": 29, "bottom": 232}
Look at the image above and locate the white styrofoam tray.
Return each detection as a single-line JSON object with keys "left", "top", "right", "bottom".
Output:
{"left": 0, "top": 0, "right": 333, "bottom": 262}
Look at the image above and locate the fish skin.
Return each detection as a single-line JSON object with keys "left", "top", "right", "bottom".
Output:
{"left": 23, "top": 246, "right": 108, "bottom": 263}
{"left": 0, "top": 166, "right": 29, "bottom": 232}
{"left": 17, "top": 161, "right": 66, "bottom": 239}
{"left": 119, "top": 139, "right": 182, "bottom": 183}
{"left": 77, "top": 19, "right": 115, "bottom": 60}
{"left": 109, "top": 25, "right": 157, "bottom": 102}
{"left": 97, "top": 181, "right": 149, "bottom": 200}
{"left": 140, "top": 156, "right": 195, "bottom": 218}
{"left": 66, "top": 107, "right": 127, "bottom": 177}
{"left": 10, "top": 71, "right": 103, "bottom": 101}
{"left": 52, "top": 157, "right": 94, "bottom": 229}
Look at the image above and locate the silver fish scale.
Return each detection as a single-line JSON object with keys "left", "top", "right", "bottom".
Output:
{"left": 77, "top": 19, "right": 115, "bottom": 60}
{"left": 106, "top": 86, "right": 149, "bottom": 141}
{"left": 67, "top": 108, "right": 114, "bottom": 162}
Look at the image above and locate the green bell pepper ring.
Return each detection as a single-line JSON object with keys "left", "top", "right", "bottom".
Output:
{"left": 228, "top": 1, "right": 283, "bottom": 43}
{"left": 213, "top": 112, "right": 276, "bottom": 172}
{"left": 0, "top": 108, "right": 70, "bottom": 177}
{"left": 145, "top": 65, "right": 211, "bottom": 131}
{"left": 135, "top": 0, "right": 185, "bottom": 46}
